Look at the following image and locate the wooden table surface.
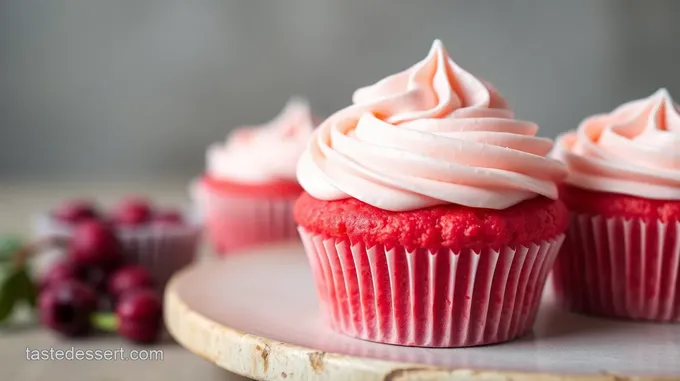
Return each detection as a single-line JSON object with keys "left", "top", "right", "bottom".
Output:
{"left": 0, "top": 178, "right": 250, "bottom": 381}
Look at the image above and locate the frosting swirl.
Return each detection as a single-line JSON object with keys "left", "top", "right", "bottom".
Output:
{"left": 207, "top": 97, "right": 316, "bottom": 183}
{"left": 297, "top": 40, "right": 566, "bottom": 211}
{"left": 554, "top": 88, "right": 680, "bottom": 199}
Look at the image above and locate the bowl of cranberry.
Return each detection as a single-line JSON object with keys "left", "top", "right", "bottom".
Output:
{"left": 34, "top": 196, "right": 202, "bottom": 290}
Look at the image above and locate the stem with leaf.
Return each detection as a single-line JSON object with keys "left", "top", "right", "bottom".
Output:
{"left": 0, "top": 235, "right": 69, "bottom": 324}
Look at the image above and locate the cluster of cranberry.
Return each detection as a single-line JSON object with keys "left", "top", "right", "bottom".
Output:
{"left": 38, "top": 197, "right": 183, "bottom": 343}
{"left": 51, "top": 197, "right": 185, "bottom": 229}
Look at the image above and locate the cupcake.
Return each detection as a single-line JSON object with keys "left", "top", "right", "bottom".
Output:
{"left": 196, "top": 98, "right": 316, "bottom": 254}
{"left": 552, "top": 88, "right": 680, "bottom": 322}
{"left": 294, "top": 40, "right": 568, "bottom": 347}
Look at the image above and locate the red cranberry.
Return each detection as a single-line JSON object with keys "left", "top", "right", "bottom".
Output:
{"left": 68, "top": 221, "right": 122, "bottom": 267}
{"left": 41, "top": 259, "right": 115, "bottom": 295}
{"left": 153, "top": 209, "right": 183, "bottom": 226}
{"left": 116, "top": 289, "right": 162, "bottom": 344}
{"left": 113, "top": 197, "right": 153, "bottom": 227}
{"left": 108, "top": 265, "right": 154, "bottom": 301}
{"left": 52, "top": 199, "right": 98, "bottom": 224}
{"left": 39, "top": 260, "right": 78, "bottom": 291}
{"left": 75, "top": 263, "right": 114, "bottom": 293}
{"left": 39, "top": 280, "right": 97, "bottom": 337}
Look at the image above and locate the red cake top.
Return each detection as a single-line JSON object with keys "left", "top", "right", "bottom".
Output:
{"left": 202, "top": 175, "right": 303, "bottom": 199}
{"left": 294, "top": 192, "right": 568, "bottom": 251}
{"left": 560, "top": 185, "right": 680, "bottom": 222}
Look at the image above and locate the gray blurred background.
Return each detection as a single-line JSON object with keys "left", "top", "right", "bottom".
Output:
{"left": 1, "top": 0, "right": 678, "bottom": 181}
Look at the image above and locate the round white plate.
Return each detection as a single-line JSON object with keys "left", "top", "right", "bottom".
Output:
{"left": 164, "top": 241, "right": 680, "bottom": 381}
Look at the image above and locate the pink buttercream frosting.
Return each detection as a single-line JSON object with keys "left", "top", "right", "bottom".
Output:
{"left": 554, "top": 88, "right": 680, "bottom": 199}
{"left": 297, "top": 40, "right": 566, "bottom": 211}
{"left": 207, "top": 97, "right": 316, "bottom": 184}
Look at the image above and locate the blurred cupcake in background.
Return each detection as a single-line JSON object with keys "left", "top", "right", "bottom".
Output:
{"left": 34, "top": 197, "right": 201, "bottom": 289}
{"left": 195, "top": 97, "right": 317, "bottom": 255}
{"left": 552, "top": 88, "right": 680, "bottom": 322}
{"left": 295, "top": 40, "right": 568, "bottom": 347}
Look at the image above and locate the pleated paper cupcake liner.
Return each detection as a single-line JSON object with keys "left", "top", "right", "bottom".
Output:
{"left": 32, "top": 210, "right": 202, "bottom": 291}
{"left": 552, "top": 214, "right": 680, "bottom": 322}
{"left": 188, "top": 178, "right": 205, "bottom": 223}
{"left": 197, "top": 184, "right": 298, "bottom": 255}
{"left": 115, "top": 225, "right": 202, "bottom": 290}
{"left": 299, "top": 227, "right": 565, "bottom": 347}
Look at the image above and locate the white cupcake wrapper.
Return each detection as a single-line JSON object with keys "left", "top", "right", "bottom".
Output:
{"left": 299, "top": 227, "right": 565, "bottom": 347}
{"left": 116, "top": 225, "right": 201, "bottom": 290}
{"left": 188, "top": 178, "right": 205, "bottom": 222}
{"left": 552, "top": 214, "right": 680, "bottom": 322}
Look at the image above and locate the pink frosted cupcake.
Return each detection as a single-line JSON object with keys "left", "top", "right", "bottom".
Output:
{"left": 552, "top": 89, "right": 680, "bottom": 322}
{"left": 295, "top": 40, "right": 568, "bottom": 347}
{"left": 196, "top": 98, "right": 317, "bottom": 255}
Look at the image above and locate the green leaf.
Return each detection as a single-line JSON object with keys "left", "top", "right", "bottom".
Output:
{"left": 0, "top": 236, "right": 23, "bottom": 263}
{"left": 13, "top": 267, "right": 37, "bottom": 308}
{"left": 0, "top": 270, "right": 21, "bottom": 322}
{"left": 91, "top": 312, "right": 118, "bottom": 332}
{"left": 0, "top": 265, "right": 9, "bottom": 283}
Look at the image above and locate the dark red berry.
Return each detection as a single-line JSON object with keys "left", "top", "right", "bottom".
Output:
{"left": 39, "top": 260, "right": 78, "bottom": 291}
{"left": 39, "top": 280, "right": 97, "bottom": 337}
{"left": 108, "top": 265, "right": 154, "bottom": 301}
{"left": 75, "top": 263, "right": 114, "bottom": 293}
{"left": 52, "top": 199, "right": 99, "bottom": 225}
{"left": 113, "top": 197, "right": 153, "bottom": 227}
{"left": 152, "top": 209, "right": 183, "bottom": 226}
{"left": 68, "top": 220, "right": 122, "bottom": 267}
{"left": 116, "top": 289, "right": 162, "bottom": 344}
